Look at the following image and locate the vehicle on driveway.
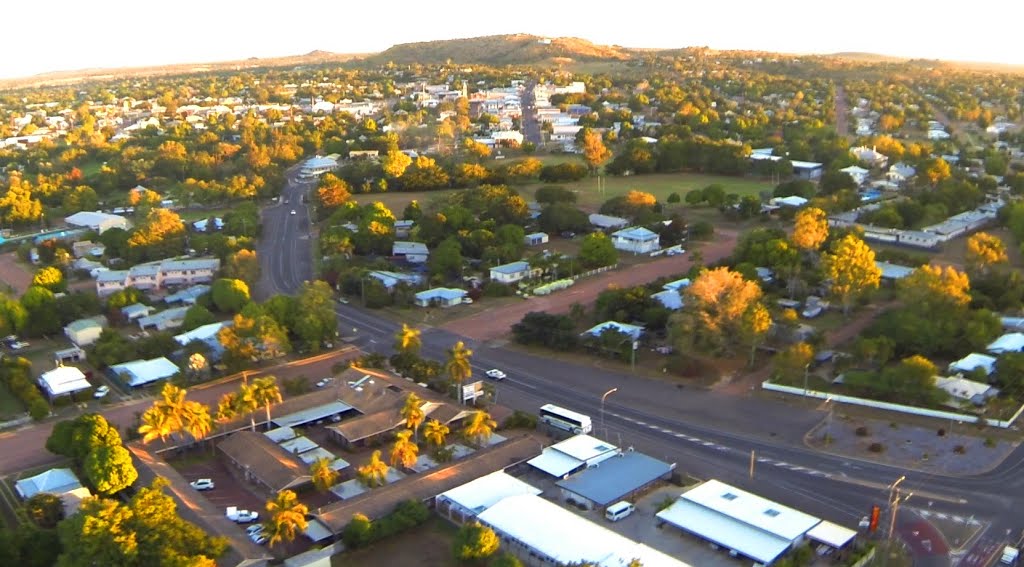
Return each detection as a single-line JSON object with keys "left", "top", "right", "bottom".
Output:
{"left": 226, "top": 506, "right": 258, "bottom": 523}
{"left": 93, "top": 385, "right": 110, "bottom": 399}
{"left": 190, "top": 478, "right": 215, "bottom": 491}
{"left": 485, "top": 369, "right": 506, "bottom": 381}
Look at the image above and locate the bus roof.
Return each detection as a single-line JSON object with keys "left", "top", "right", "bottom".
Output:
{"left": 540, "top": 404, "right": 592, "bottom": 423}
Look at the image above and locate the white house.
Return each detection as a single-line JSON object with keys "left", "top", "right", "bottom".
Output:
{"left": 948, "top": 353, "right": 997, "bottom": 376}
{"left": 489, "top": 261, "right": 537, "bottom": 284}
{"left": 38, "top": 366, "right": 92, "bottom": 399}
{"left": 935, "top": 376, "right": 998, "bottom": 406}
{"left": 64, "top": 211, "right": 130, "bottom": 234}
{"left": 611, "top": 226, "right": 660, "bottom": 254}
{"left": 299, "top": 155, "right": 339, "bottom": 178}
{"left": 887, "top": 162, "right": 916, "bottom": 184}
{"left": 414, "top": 288, "right": 467, "bottom": 308}
{"left": 839, "top": 165, "right": 871, "bottom": 185}
{"left": 849, "top": 146, "right": 888, "bottom": 168}
{"left": 392, "top": 241, "right": 430, "bottom": 264}
{"left": 987, "top": 333, "right": 1024, "bottom": 354}
{"left": 64, "top": 316, "right": 107, "bottom": 347}
{"left": 583, "top": 321, "right": 644, "bottom": 341}
{"left": 110, "top": 357, "right": 180, "bottom": 387}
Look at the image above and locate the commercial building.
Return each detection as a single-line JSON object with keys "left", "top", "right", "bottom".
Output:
{"left": 298, "top": 155, "right": 339, "bottom": 178}
{"left": 435, "top": 471, "right": 542, "bottom": 523}
{"left": 95, "top": 258, "right": 220, "bottom": 296}
{"left": 528, "top": 434, "right": 620, "bottom": 478}
{"left": 557, "top": 451, "right": 674, "bottom": 510}
{"left": 218, "top": 431, "right": 312, "bottom": 493}
{"left": 64, "top": 211, "right": 130, "bottom": 234}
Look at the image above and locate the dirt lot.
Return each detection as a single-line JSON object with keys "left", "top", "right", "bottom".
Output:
{"left": 441, "top": 229, "right": 739, "bottom": 341}
{"left": 332, "top": 516, "right": 458, "bottom": 567}
{"left": 0, "top": 253, "right": 34, "bottom": 294}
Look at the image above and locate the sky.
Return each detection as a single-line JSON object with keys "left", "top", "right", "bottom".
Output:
{"left": 5, "top": 0, "right": 1022, "bottom": 79}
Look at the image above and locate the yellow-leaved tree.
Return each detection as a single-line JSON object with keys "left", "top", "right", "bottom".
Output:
{"left": 965, "top": 232, "right": 1007, "bottom": 274}
{"left": 823, "top": 234, "right": 881, "bottom": 315}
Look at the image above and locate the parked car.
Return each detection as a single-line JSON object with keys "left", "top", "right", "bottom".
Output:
{"left": 462, "top": 297, "right": 474, "bottom": 304}
{"left": 93, "top": 385, "right": 110, "bottom": 399}
{"left": 249, "top": 531, "right": 267, "bottom": 545}
{"left": 485, "top": 369, "right": 506, "bottom": 381}
{"left": 190, "top": 478, "right": 215, "bottom": 491}
{"left": 246, "top": 524, "right": 265, "bottom": 537}
{"left": 226, "top": 506, "right": 258, "bottom": 523}
{"left": 316, "top": 377, "right": 333, "bottom": 388}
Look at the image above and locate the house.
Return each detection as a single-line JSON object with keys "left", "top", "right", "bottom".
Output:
{"left": 523, "top": 232, "right": 549, "bottom": 246}
{"left": 95, "top": 258, "right": 220, "bottom": 297}
{"left": 298, "top": 155, "right": 339, "bottom": 178}
{"left": 769, "top": 196, "right": 808, "bottom": 208}
{"left": 120, "top": 303, "right": 154, "bottom": 322}
{"left": 839, "top": 165, "right": 871, "bottom": 185}
{"left": 392, "top": 241, "right": 430, "bottom": 264}
{"left": 583, "top": 321, "right": 644, "bottom": 341}
{"left": 414, "top": 288, "right": 467, "bottom": 308}
{"left": 850, "top": 146, "right": 888, "bottom": 168}
{"left": 110, "top": 357, "right": 180, "bottom": 388}
{"left": 477, "top": 494, "right": 692, "bottom": 567}
{"left": 652, "top": 289, "right": 683, "bottom": 310}
{"left": 15, "top": 467, "right": 92, "bottom": 515}
{"left": 368, "top": 270, "right": 423, "bottom": 291}
{"left": 557, "top": 451, "right": 674, "bottom": 510}
{"left": 935, "top": 376, "right": 999, "bottom": 407}
{"left": 588, "top": 213, "right": 629, "bottom": 231}
{"left": 38, "top": 366, "right": 92, "bottom": 399}
{"left": 137, "top": 306, "right": 190, "bottom": 331}
{"left": 64, "top": 316, "right": 107, "bottom": 347}
{"left": 489, "top": 261, "right": 537, "bottom": 284}
{"left": 528, "top": 434, "right": 621, "bottom": 478}
{"left": 887, "top": 162, "right": 916, "bottom": 184}
{"left": 71, "top": 240, "right": 105, "bottom": 258}
{"left": 218, "top": 431, "right": 311, "bottom": 493}
{"left": 948, "top": 353, "right": 997, "bottom": 377}
{"left": 164, "top": 284, "right": 210, "bottom": 305}
{"left": 791, "top": 160, "right": 823, "bottom": 180}
{"left": 393, "top": 220, "right": 415, "bottom": 239}
{"left": 657, "top": 479, "right": 855, "bottom": 565}
{"left": 54, "top": 346, "right": 86, "bottom": 365}
{"left": 191, "top": 217, "right": 224, "bottom": 232}
{"left": 876, "top": 261, "right": 914, "bottom": 282}
{"left": 987, "top": 332, "right": 1024, "bottom": 354}
{"left": 611, "top": 226, "right": 660, "bottom": 254}
{"left": 64, "top": 211, "right": 129, "bottom": 234}
{"left": 174, "top": 321, "right": 228, "bottom": 356}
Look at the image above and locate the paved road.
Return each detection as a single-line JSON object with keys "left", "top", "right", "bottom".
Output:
{"left": 521, "top": 82, "right": 542, "bottom": 146}
{"left": 255, "top": 165, "right": 315, "bottom": 299}
{"left": 339, "top": 304, "right": 1023, "bottom": 565}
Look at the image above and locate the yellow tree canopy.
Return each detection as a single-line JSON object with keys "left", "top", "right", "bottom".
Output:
{"left": 791, "top": 207, "right": 829, "bottom": 252}
{"left": 823, "top": 234, "right": 880, "bottom": 314}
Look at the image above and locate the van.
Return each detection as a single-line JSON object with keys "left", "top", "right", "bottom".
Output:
{"left": 605, "top": 501, "right": 635, "bottom": 522}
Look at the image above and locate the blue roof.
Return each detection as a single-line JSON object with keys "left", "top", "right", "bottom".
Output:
{"left": 415, "top": 288, "right": 467, "bottom": 301}
{"left": 662, "top": 278, "right": 691, "bottom": 291}
{"left": 556, "top": 452, "right": 673, "bottom": 506}
{"left": 583, "top": 321, "right": 644, "bottom": 341}
{"left": 491, "top": 261, "right": 531, "bottom": 275}
{"left": 612, "top": 227, "right": 659, "bottom": 241}
{"left": 652, "top": 290, "right": 683, "bottom": 310}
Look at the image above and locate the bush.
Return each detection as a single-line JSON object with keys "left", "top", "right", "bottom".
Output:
{"left": 868, "top": 442, "right": 885, "bottom": 453}
{"left": 953, "top": 444, "right": 967, "bottom": 454}
{"left": 356, "top": 353, "right": 387, "bottom": 369}
{"left": 539, "top": 163, "right": 587, "bottom": 183}
{"left": 282, "top": 377, "right": 310, "bottom": 396}
{"left": 483, "top": 282, "right": 515, "bottom": 297}
{"left": 502, "top": 410, "right": 537, "bottom": 430}
{"left": 984, "top": 437, "right": 997, "bottom": 448}
{"left": 855, "top": 426, "right": 870, "bottom": 437}
{"left": 341, "top": 500, "right": 430, "bottom": 549}
{"left": 688, "top": 220, "right": 714, "bottom": 240}
{"left": 667, "top": 192, "right": 681, "bottom": 204}
{"left": 937, "top": 428, "right": 946, "bottom": 437}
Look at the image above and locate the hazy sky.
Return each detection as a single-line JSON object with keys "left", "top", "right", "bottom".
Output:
{"left": 5, "top": 0, "right": 1021, "bottom": 78}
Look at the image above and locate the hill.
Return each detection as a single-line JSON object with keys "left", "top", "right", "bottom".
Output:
{"left": 370, "top": 34, "right": 632, "bottom": 66}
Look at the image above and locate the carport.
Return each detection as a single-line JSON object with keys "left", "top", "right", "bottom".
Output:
{"left": 806, "top": 521, "right": 857, "bottom": 550}
{"left": 273, "top": 400, "right": 354, "bottom": 428}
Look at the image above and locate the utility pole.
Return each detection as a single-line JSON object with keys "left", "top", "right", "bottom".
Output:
{"left": 885, "top": 476, "right": 911, "bottom": 567}
{"left": 601, "top": 387, "right": 618, "bottom": 439}
{"left": 749, "top": 450, "right": 756, "bottom": 480}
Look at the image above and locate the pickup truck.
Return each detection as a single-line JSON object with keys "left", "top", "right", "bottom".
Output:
{"left": 226, "top": 506, "right": 259, "bottom": 523}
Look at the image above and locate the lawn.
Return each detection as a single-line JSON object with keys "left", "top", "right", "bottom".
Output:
{"left": 79, "top": 160, "right": 104, "bottom": 177}
{"left": 0, "top": 382, "right": 25, "bottom": 421}
{"left": 332, "top": 517, "right": 459, "bottom": 567}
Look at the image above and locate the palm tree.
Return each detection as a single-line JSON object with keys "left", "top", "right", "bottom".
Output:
{"left": 357, "top": 450, "right": 390, "bottom": 488}
{"left": 237, "top": 382, "right": 260, "bottom": 432}
{"left": 389, "top": 430, "right": 419, "bottom": 469}
{"left": 462, "top": 411, "right": 496, "bottom": 447}
{"left": 251, "top": 376, "right": 282, "bottom": 430}
{"left": 180, "top": 401, "right": 213, "bottom": 444}
{"left": 423, "top": 419, "right": 449, "bottom": 448}
{"left": 445, "top": 341, "right": 474, "bottom": 403}
{"left": 264, "top": 489, "right": 308, "bottom": 550}
{"left": 394, "top": 324, "right": 422, "bottom": 355}
{"left": 400, "top": 392, "right": 425, "bottom": 441}
{"left": 138, "top": 405, "right": 174, "bottom": 444}
{"left": 309, "top": 457, "right": 339, "bottom": 493}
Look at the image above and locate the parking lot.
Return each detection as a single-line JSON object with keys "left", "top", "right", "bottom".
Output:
{"left": 175, "top": 456, "right": 268, "bottom": 536}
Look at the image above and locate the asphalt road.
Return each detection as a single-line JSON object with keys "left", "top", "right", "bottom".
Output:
{"left": 339, "top": 304, "right": 1024, "bottom": 566}
{"left": 255, "top": 165, "right": 315, "bottom": 299}
{"left": 521, "top": 82, "right": 542, "bottom": 146}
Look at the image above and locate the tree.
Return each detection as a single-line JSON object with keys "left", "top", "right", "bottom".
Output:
{"left": 31, "top": 266, "right": 66, "bottom": 293}
{"left": 898, "top": 265, "right": 971, "bottom": 313}
{"left": 429, "top": 237, "right": 464, "bottom": 280}
{"left": 182, "top": 304, "right": 216, "bottom": 331}
{"left": 126, "top": 207, "right": 185, "bottom": 260}
{"left": 0, "top": 293, "right": 27, "bottom": 335}
{"left": 490, "top": 553, "right": 525, "bottom": 567}
{"left": 316, "top": 173, "right": 351, "bottom": 211}
{"left": 923, "top": 157, "right": 951, "bottom": 186}
{"left": 264, "top": 490, "right": 308, "bottom": 550}
{"left": 389, "top": 429, "right": 419, "bottom": 469}
{"left": 445, "top": 341, "right": 473, "bottom": 402}
{"left": 57, "top": 496, "right": 139, "bottom": 566}
{"left": 20, "top": 286, "right": 60, "bottom": 337}
{"left": 138, "top": 383, "right": 212, "bottom": 445}
{"left": 217, "top": 313, "right": 291, "bottom": 368}
{"left": 822, "top": 234, "right": 880, "bottom": 315}
{"left": 791, "top": 207, "right": 829, "bottom": 253}
{"left": 310, "top": 457, "right": 340, "bottom": 492}
{"left": 965, "top": 232, "right": 1007, "bottom": 274}
{"left": 400, "top": 392, "right": 425, "bottom": 440}
{"left": 674, "top": 267, "right": 764, "bottom": 352}
{"left": 538, "top": 202, "right": 589, "bottom": 234}
{"left": 578, "top": 232, "right": 619, "bottom": 268}
{"left": 578, "top": 128, "right": 612, "bottom": 173}
{"left": 292, "top": 281, "right": 337, "bottom": 351}
{"left": 381, "top": 149, "right": 412, "bottom": 178}
{"left": 224, "top": 249, "right": 260, "bottom": 286}
{"left": 357, "top": 450, "right": 390, "bottom": 488}
{"left": 24, "top": 493, "right": 64, "bottom": 529}
{"left": 535, "top": 185, "right": 577, "bottom": 204}
{"left": 741, "top": 303, "right": 772, "bottom": 367}
{"left": 452, "top": 521, "right": 500, "bottom": 561}
{"left": 394, "top": 323, "right": 422, "bottom": 355}
{"left": 462, "top": 411, "right": 496, "bottom": 447}
{"left": 774, "top": 342, "right": 815, "bottom": 384}
{"left": 83, "top": 443, "right": 138, "bottom": 495}
{"left": 423, "top": 418, "right": 450, "bottom": 448}
{"left": 210, "top": 278, "right": 250, "bottom": 313}
{"left": 251, "top": 376, "right": 282, "bottom": 429}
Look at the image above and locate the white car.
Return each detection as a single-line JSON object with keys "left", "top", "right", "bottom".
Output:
{"left": 485, "top": 369, "right": 506, "bottom": 381}
{"left": 93, "top": 385, "right": 110, "bottom": 399}
{"left": 316, "top": 377, "right": 333, "bottom": 388}
{"left": 226, "top": 507, "right": 259, "bottom": 523}
{"left": 190, "top": 478, "right": 215, "bottom": 491}
{"left": 290, "top": 209, "right": 297, "bottom": 215}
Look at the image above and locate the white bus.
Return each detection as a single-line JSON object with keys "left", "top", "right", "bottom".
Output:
{"left": 539, "top": 404, "right": 592, "bottom": 434}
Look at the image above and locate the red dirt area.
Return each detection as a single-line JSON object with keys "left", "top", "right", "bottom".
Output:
{"left": 0, "top": 252, "right": 35, "bottom": 294}
{"left": 442, "top": 229, "right": 739, "bottom": 341}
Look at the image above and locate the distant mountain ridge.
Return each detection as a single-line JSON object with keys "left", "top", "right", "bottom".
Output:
{"left": 370, "top": 33, "right": 633, "bottom": 65}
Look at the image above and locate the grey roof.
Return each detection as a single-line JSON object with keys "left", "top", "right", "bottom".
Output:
{"left": 272, "top": 401, "right": 355, "bottom": 428}
{"left": 129, "top": 263, "right": 161, "bottom": 277}
{"left": 161, "top": 258, "right": 220, "bottom": 271}
{"left": 65, "top": 316, "right": 107, "bottom": 333}
{"left": 97, "top": 269, "right": 129, "bottom": 283}
{"left": 393, "top": 241, "right": 429, "bottom": 255}
{"left": 491, "top": 261, "right": 531, "bottom": 275}
{"left": 556, "top": 452, "right": 673, "bottom": 506}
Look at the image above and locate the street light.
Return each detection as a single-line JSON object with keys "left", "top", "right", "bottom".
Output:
{"left": 601, "top": 387, "right": 618, "bottom": 439}
{"left": 825, "top": 396, "right": 834, "bottom": 445}
{"left": 885, "top": 476, "right": 911, "bottom": 566}
{"left": 803, "top": 363, "right": 811, "bottom": 396}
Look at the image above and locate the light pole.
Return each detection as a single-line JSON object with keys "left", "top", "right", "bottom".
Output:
{"left": 885, "top": 475, "right": 911, "bottom": 566}
{"left": 803, "top": 363, "right": 811, "bottom": 396}
{"left": 825, "top": 396, "right": 834, "bottom": 445}
{"left": 601, "top": 387, "right": 618, "bottom": 439}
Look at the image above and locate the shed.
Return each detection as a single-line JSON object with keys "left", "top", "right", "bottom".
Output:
{"left": 524, "top": 232, "right": 549, "bottom": 246}
{"left": 588, "top": 213, "right": 629, "bottom": 230}
{"left": 948, "top": 353, "right": 997, "bottom": 376}
{"left": 38, "top": 366, "right": 91, "bottom": 399}
{"left": 120, "top": 303, "right": 154, "bottom": 321}
{"left": 876, "top": 261, "right": 914, "bottom": 281}
{"left": 64, "top": 316, "right": 107, "bottom": 347}
{"left": 987, "top": 333, "right": 1024, "bottom": 354}
{"left": 64, "top": 211, "right": 129, "bottom": 234}
{"left": 110, "top": 357, "right": 180, "bottom": 387}
{"left": 806, "top": 521, "right": 857, "bottom": 550}
{"left": 557, "top": 451, "right": 673, "bottom": 509}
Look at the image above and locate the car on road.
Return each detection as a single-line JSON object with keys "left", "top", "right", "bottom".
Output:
{"left": 485, "top": 369, "right": 506, "bottom": 381}
{"left": 93, "top": 385, "right": 110, "bottom": 399}
{"left": 190, "top": 478, "right": 215, "bottom": 491}
{"left": 290, "top": 209, "right": 297, "bottom": 215}
{"left": 337, "top": 297, "right": 349, "bottom": 304}
{"left": 316, "top": 377, "right": 333, "bottom": 388}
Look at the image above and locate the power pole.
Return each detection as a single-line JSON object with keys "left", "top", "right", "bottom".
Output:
{"left": 749, "top": 450, "right": 755, "bottom": 480}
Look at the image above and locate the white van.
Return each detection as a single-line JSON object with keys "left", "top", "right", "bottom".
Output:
{"left": 605, "top": 501, "right": 635, "bottom": 522}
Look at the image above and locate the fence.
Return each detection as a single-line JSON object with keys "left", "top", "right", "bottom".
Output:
{"left": 761, "top": 382, "right": 1024, "bottom": 429}
{"left": 571, "top": 264, "right": 617, "bottom": 280}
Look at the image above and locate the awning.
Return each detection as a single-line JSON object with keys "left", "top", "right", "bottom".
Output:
{"left": 806, "top": 521, "right": 857, "bottom": 549}
{"left": 527, "top": 448, "right": 583, "bottom": 478}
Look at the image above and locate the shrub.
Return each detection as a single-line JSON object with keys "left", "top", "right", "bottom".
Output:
{"left": 341, "top": 500, "right": 430, "bottom": 549}
{"left": 937, "top": 428, "right": 946, "bottom": 437}
{"left": 855, "top": 426, "right": 870, "bottom": 437}
{"left": 953, "top": 444, "right": 967, "bottom": 454}
{"left": 483, "top": 282, "right": 515, "bottom": 297}
{"left": 868, "top": 442, "right": 885, "bottom": 453}
{"left": 667, "top": 192, "right": 681, "bottom": 204}
{"left": 984, "top": 437, "right": 997, "bottom": 448}
{"left": 502, "top": 410, "right": 538, "bottom": 430}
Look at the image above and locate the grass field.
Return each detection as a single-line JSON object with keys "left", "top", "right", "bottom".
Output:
{"left": 79, "top": 160, "right": 103, "bottom": 177}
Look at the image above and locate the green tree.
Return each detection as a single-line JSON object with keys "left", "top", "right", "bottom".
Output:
{"left": 452, "top": 521, "right": 500, "bottom": 561}
{"left": 210, "top": 278, "right": 250, "bottom": 313}
{"left": 217, "top": 313, "right": 291, "bottom": 369}
{"left": 292, "top": 280, "right": 337, "bottom": 352}
{"left": 57, "top": 497, "right": 138, "bottom": 566}
{"left": 823, "top": 234, "right": 881, "bottom": 315}
{"left": 31, "top": 266, "right": 66, "bottom": 293}
{"left": 182, "top": 304, "right": 216, "bottom": 331}
{"left": 23, "top": 493, "right": 64, "bottom": 529}
{"left": 20, "top": 286, "right": 60, "bottom": 336}
{"left": 389, "top": 429, "right": 419, "bottom": 469}
{"left": 0, "top": 293, "right": 28, "bottom": 336}
{"left": 83, "top": 443, "right": 138, "bottom": 495}
{"left": 224, "top": 249, "right": 260, "bottom": 286}
{"left": 741, "top": 303, "right": 773, "bottom": 367}
{"left": 774, "top": 342, "right": 815, "bottom": 384}
{"left": 264, "top": 490, "right": 308, "bottom": 550}
{"left": 310, "top": 457, "right": 340, "bottom": 492}
{"left": 429, "top": 237, "right": 464, "bottom": 279}
{"left": 578, "top": 232, "right": 618, "bottom": 268}
{"left": 357, "top": 450, "right": 390, "bottom": 488}
{"left": 251, "top": 376, "right": 282, "bottom": 429}
{"left": 423, "top": 418, "right": 450, "bottom": 448}
{"left": 462, "top": 411, "right": 496, "bottom": 447}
